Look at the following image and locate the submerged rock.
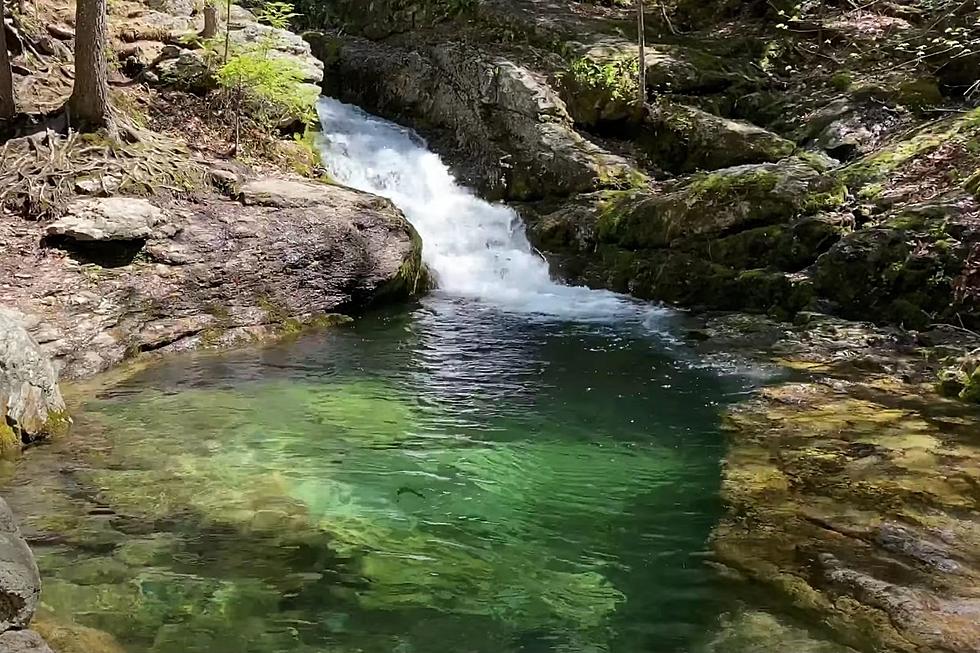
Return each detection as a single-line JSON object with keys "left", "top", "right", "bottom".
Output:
{"left": 0, "top": 309, "right": 68, "bottom": 451}
{"left": 707, "top": 315, "right": 980, "bottom": 653}
{"left": 0, "top": 630, "right": 55, "bottom": 653}
{"left": 0, "top": 497, "right": 41, "bottom": 632}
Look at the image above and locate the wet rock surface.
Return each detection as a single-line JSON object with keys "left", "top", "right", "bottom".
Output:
{"left": 0, "top": 310, "right": 68, "bottom": 452}
{"left": 311, "top": 33, "right": 636, "bottom": 201}
{"left": 682, "top": 312, "right": 980, "bottom": 653}
{"left": 0, "top": 498, "right": 41, "bottom": 633}
{"left": 0, "top": 629, "right": 55, "bottom": 653}
{"left": 0, "top": 175, "right": 426, "bottom": 381}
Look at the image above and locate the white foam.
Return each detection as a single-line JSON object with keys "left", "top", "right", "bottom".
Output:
{"left": 316, "top": 98, "right": 658, "bottom": 323}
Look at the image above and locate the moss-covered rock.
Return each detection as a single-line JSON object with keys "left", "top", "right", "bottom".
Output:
{"left": 812, "top": 200, "right": 978, "bottom": 329}
{"left": 0, "top": 308, "right": 70, "bottom": 453}
{"left": 640, "top": 100, "right": 796, "bottom": 173}
{"left": 597, "top": 158, "right": 841, "bottom": 249}
{"left": 838, "top": 106, "right": 980, "bottom": 190}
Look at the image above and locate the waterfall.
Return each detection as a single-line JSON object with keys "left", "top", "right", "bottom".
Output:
{"left": 316, "top": 98, "right": 654, "bottom": 323}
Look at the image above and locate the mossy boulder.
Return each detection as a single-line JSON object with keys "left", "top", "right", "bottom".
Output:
{"left": 812, "top": 201, "right": 976, "bottom": 329}
{"left": 839, "top": 106, "right": 980, "bottom": 190}
{"left": 641, "top": 99, "right": 796, "bottom": 173}
{"left": 596, "top": 158, "right": 842, "bottom": 249}
{"left": 676, "top": 213, "right": 848, "bottom": 272}
{"left": 937, "top": 350, "right": 980, "bottom": 403}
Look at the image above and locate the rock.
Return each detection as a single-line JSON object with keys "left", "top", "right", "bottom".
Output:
{"left": 937, "top": 350, "right": 980, "bottom": 403}
{"left": 46, "top": 198, "right": 170, "bottom": 243}
{"left": 229, "top": 23, "right": 324, "bottom": 84}
{"left": 0, "top": 308, "right": 68, "bottom": 450}
{"left": 595, "top": 158, "right": 841, "bottom": 249}
{"left": 32, "top": 616, "right": 126, "bottom": 653}
{"left": 73, "top": 174, "right": 122, "bottom": 196}
{"left": 522, "top": 158, "right": 841, "bottom": 316}
{"left": 240, "top": 177, "right": 349, "bottom": 207}
{"left": 0, "top": 497, "right": 41, "bottom": 631}
{"left": 314, "top": 34, "right": 638, "bottom": 200}
{"left": 642, "top": 100, "right": 796, "bottom": 172}
{"left": 801, "top": 98, "right": 910, "bottom": 161}
{"left": 715, "top": 371, "right": 980, "bottom": 653}
{"left": 812, "top": 199, "right": 979, "bottom": 330}
{"left": 0, "top": 630, "right": 55, "bottom": 653}
{"left": 0, "top": 178, "right": 426, "bottom": 380}
{"left": 145, "top": 0, "right": 194, "bottom": 17}
{"left": 155, "top": 50, "right": 217, "bottom": 94}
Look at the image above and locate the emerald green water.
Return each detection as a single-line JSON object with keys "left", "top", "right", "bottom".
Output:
{"left": 3, "top": 299, "right": 834, "bottom": 653}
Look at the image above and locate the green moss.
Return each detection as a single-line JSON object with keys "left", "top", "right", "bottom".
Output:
{"left": 0, "top": 420, "right": 20, "bottom": 459}
{"left": 43, "top": 409, "right": 72, "bottom": 438}
{"left": 840, "top": 107, "right": 980, "bottom": 190}
{"left": 257, "top": 294, "right": 290, "bottom": 324}
{"left": 801, "top": 180, "right": 847, "bottom": 214}
{"left": 687, "top": 168, "right": 780, "bottom": 199}
{"left": 829, "top": 71, "right": 853, "bottom": 91}
{"left": 373, "top": 225, "right": 430, "bottom": 301}
{"left": 960, "top": 369, "right": 980, "bottom": 403}
{"left": 278, "top": 314, "right": 353, "bottom": 337}
{"left": 896, "top": 78, "right": 943, "bottom": 109}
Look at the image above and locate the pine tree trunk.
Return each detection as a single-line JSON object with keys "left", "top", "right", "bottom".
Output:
{"left": 67, "top": 0, "right": 112, "bottom": 131}
{"left": 223, "top": 0, "right": 232, "bottom": 62}
{"left": 636, "top": 0, "right": 646, "bottom": 107}
{"left": 200, "top": 1, "right": 217, "bottom": 39}
{"left": 0, "top": 0, "right": 16, "bottom": 120}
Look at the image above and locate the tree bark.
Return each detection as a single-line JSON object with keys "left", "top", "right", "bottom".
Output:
{"left": 223, "top": 0, "right": 231, "bottom": 62}
{"left": 636, "top": 0, "right": 646, "bottom": 107}
{"left": 200, "top": 1, "right": 217, "bottom": 39}
{"left": 0, "top": 0, "right": 15, "bottom": 120}
{"left": 66, "top": 0, "right": 112, "bottom": 131}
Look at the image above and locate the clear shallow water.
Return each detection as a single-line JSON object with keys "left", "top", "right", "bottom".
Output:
{"left": 2, "top": 100, "right": 846, "bottom": 653}
{"left": 11, "top": 305, "right": 748, "bottom": 653}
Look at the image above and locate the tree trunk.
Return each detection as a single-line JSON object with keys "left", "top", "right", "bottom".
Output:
{"left": 200, "top": 1, "right": 217, "bottom": 39}
{"left": 223, "top": 0, "right": 232, "bottom": 62}
{"left": 636, "top": 0, "right": 646, "bottom": 106}
{"left": 0, "top": 0, "right": 15, "bottom": 120}
{"left": 67, "top": 0, "right": 112, "bottom": 131}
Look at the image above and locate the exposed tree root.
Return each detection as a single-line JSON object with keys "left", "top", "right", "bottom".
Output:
{"left": 0, "top": 116, "right": 206, "bottom": 218}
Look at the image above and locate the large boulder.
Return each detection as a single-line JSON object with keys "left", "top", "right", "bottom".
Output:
{"left": 595, "top": 158, "right": 842, "bottom": 249}
{"left": 642, "top": 100, "right": 796, "bottom": 173}
{"left": 0, "top": 181, "right": 427, "bottom": 380}
{"left": 154, "top": 50, "right": 217, "bottom": 94}
{"left": 0, "top": 498, "right": 41, "bottom": 632}
{"left": 812, "top": 198, "right": 980, "bottom": 329}
{"left": 0, "top": 309, "right": 68, "bottom": 453}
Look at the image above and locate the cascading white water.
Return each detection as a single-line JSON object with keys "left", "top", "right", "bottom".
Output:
{"left": 316, "top": 97, "right": 654, "bottom": 322}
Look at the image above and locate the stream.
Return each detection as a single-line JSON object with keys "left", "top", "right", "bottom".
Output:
{"left": 0, "top": 99, "right": 848, "bottom": 653}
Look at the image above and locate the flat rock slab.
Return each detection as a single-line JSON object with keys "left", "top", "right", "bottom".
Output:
{"left": 46, "top": 198, "right": 170, "bottom": 242}
{"left": 0, "top": 498, "right": 41, "bottom": 632}
{"left": 0, "top": 176, "right": 424, "bottom": 380}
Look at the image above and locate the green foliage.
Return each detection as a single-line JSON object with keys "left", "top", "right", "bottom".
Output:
{"left": 216, "top": 48, "right": 318, "bottom": 126}
{"left": 254, "top": 0, "right": 298, "bottom": 29}
{"left": 566, "top": 56, "right": 639, "bottom": 102}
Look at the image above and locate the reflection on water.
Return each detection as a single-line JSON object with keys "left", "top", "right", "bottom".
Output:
{"left": 0, "top": 298, "right": 790, "bottom": 653}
